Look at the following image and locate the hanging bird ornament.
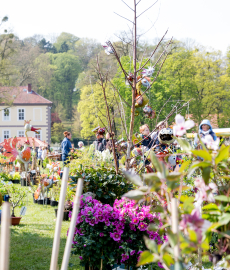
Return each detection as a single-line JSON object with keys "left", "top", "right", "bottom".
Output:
{"left": 102, "top": 42, "right": 114, "bottom": 55}
{"left": 143, "top": 105, "right": 155, "bottom": 119}
{"left": 142, "top": 66, "right": 154, "bottom": 77}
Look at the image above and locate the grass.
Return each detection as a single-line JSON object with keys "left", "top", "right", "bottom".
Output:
{"left": 7, "top": 187, "right": 81, "bottom": 270}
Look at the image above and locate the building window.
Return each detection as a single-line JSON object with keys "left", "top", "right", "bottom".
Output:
{"left": 18, "top": 109, "right": 25, "bottom": 120}
{"left": 3, "top": 108, "right": 10, "bottom": 121}
{"left": 3, "top": 130, "right": 10, "bottom": 140}
{"left": 18, "top": 130, "right": 25, "bottom": 137}
{"left": 35, "top": 130, "right": 42, "bottom": 140}
{"left": 33, "top": 108, "right": 42, "bottom": 121}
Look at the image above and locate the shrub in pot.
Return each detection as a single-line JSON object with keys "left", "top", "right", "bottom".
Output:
{"left": 69, "top": 167, "right": 133, "bottom": 206}
{"left": 70, "top": 196, "right": 164, "bottom": 269}
{"left": 6, "top": 184, "right": 27, "bottom": 225}
{"left": 50, "top": 183, "right": 60, "bottom": 206}
{"left": 12, "top": 172, "right": 21, "bottom": 184}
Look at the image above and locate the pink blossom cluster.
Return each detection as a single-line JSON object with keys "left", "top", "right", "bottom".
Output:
{"left": 74, "top": 196, "right": 164, "bottom": 265}
{"left": 113, "top": 198, "right": 164, "bottom": 244}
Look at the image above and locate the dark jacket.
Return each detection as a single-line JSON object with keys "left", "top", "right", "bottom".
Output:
{"left": 94, "top": 138, "right": 106, "bottom": 152}
{"left": 152, "top": 132, "right": 167, "bottom": 151}
{"left": 61, "top": 137, "right": 72, "bottom": 156}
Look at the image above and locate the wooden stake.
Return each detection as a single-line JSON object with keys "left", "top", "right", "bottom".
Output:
{"left": 171, "top": 198, "right": 180, "bottom": 261}
{"left": 50, "top": 167, "right": 69, "bottom": 270}
{"left": 60, "top": 178, "right": 84, "bottom": 270}
{"left": 0, "top": 202, "right": 11, "bottom": 270}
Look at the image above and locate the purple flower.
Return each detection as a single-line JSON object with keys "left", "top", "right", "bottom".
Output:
{"left": 105, "top": 219, "right": 111, "bottom": 226}
{"left": 110, "top": 232, "right": 121, "bottom": 241}
{"left": 130, "top": 250, "right": 135, "bottom": 256}
{"left": 137, "top": 212, "right": 145, "bottom": 221}
{"left": 131, "top": 217, "right": 139, "bottom": 225}
{"left": 85, "top": 196, "right": 92, "bottom": 202}
{"left": 137, "top": 251, "right": 142, "bottom": 255}
{"left": 84, "top": 244, "right": 86, "bottom": 247}
{"left": 138, "top": 222, "right": 148, "bottom": 231}
{"left": 89, "top": 219, "right": 96, "bottom": 226}
{"left": 97, "top": 215, "right": 105, "bottom": 222}
{"left": 129, "top": 223, "right": 136, "bottom": 231}
{"left": 111, "top": 211, "right": 119, "bottom": 219}
{"left": 79, "top": 256, "right": 83, "bottom": 260}
{"left": 158, "top": 262, "right": 164, "bottom": 268}
{"left": 99, "top": 233, "right": 104, "bottom": 237}
{"left": 121, "top": 253, "right": 129, "bottom": 262}
{"left": 119, "top": 246, "right": 123, "bottom": 249}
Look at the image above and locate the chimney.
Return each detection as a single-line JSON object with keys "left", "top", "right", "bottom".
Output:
{"left": 27, "top": 84, "right": 32, "bottom": 93}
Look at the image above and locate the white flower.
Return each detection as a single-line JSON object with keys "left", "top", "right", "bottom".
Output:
{"left": 173, "top": 114, "right": 195, "bottom": 136}
{"left": 201, "top": 135, "right": 220, "bottom": 151}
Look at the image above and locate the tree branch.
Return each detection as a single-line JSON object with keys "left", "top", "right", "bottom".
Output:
{"left": 114, "top": 12, "right": 134, "bottom": 24}
{"left": 137, "top": 29, "right": 168, "bottom": 72}
{"left": 137, "top": 0, "right": 159, "bottom": 18}
{"left": 121, "top": 0, "right": 134, "bottom": 11}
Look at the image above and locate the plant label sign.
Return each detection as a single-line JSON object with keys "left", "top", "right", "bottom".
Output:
{"left": 20, "top": 206, "right": 27, "bottom": 216}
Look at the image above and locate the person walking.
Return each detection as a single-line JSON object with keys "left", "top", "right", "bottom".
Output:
{"left": 61, "top": 131, "right": 72, "bottom": 164}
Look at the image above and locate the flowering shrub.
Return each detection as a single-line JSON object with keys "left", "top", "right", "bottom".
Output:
{"left": 70, "top": 196, "right": 164, "bottom": 269}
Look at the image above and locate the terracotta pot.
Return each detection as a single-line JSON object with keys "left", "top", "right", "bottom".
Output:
{"left": 11, "top": 217, "right": 22, "bottom": 226}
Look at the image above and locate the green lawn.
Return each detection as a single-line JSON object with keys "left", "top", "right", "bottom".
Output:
{"left": 8, "top": 188, "right": 81, "bottom": 270}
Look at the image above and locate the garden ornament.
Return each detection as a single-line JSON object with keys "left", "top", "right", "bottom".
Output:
{"left": 82, "top": 192, "right": 96, "bottom": 200}
{"left": 24, "top": 120, "right": 41, "bottom": 138}
{"left": 102, "top": 42, "right": 114, "bottom": 55}
{"left": 158, "top": 128, "right": 175, "bottom": 145}
{"left": 135, "top": 80, "right": 149, "bottom": 108}
{"left": 143, "top": 105, "right": 155, "bottom": 119}
{"left": 142, "top": 66, "right": 154, "bottom": 77}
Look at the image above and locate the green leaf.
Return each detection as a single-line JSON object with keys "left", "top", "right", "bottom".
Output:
{"left": 163, "top": 253, "right": 174, "bottom": 267}
{"left": 215, "top": 145, "right": 230, "bottom": 164}
{"left": 143, "top": 173, "right": 161, "bottom": 183}
{"left": 218, "top": 213, "right": 230, "bottom": 225}
{"left": 188, "top": 229, "right": 197, "bottom": 243}
{"left": 167, "top": 231, "right": 178, "bottom": 247}
{"left": 202, "top": 203, "right": 220, "bottom": 211}
{"left": 139, "top": 186, "right": 149, "bottom": 192}
{"left": 175, "top": 137, "right": 192, "bottom": 152}
{"left": 191, "top": 149, "right": 212, "bottom": 161}
{"left": 202, "top": 166, "right": 211, "bottom": 185}
{"left": 144, "top": 236, "right": 158, "bottom": 253}
{"left": 150, "top": 151, "right": 162, "bottom": 172}
{"left": 122, "top": 190, "right": 145, "bottom": 200}
{"left": 167, "top": 172, "right": 181, "bottom": 181}
{"left": 190, "top": 161, "right": 212, "bottom": 169}
{"left": 179, "top": 160, "right": 190, "bottom": 173}
{"left": 137, "top": 250, "right": 154, "bottom": 266}
{"left": 215, "top": 195, "right": 230, "bottom": 202}
{"left": 122, "top": 170, "right": 143, "bottom": 186}
{"left": 170, "top": 261, "right": 184, "bottom": 270}
{"left": 153, "top": 205, "right": 165, "bottom": 213}
{"left": 182, "top": 197, "right": 194, "bottom": 214}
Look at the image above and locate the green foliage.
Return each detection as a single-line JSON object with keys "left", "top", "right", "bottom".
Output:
{"left": 69, "top": 167, "right": 133, "bottom": 206}
{"left": 51, "top": 123, "right": 66, "bottom": 143}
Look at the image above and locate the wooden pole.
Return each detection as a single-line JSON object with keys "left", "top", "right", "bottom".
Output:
{"left": 171, "top": 198, "right": 180, "bottom": 261}
{"left": 0, "top": 202, "right": 11, "bottom": 270}
{"left": 50, "top": 167, "right": 69, "bottom": 270}
{"left": 60, "top": 178, "right": 84, "bottom": 270}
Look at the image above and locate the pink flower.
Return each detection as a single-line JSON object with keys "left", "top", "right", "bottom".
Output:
{"left": 201, "top": 135, "right": 220, "bottom": 151}
{"left": 132, "top": 217, "right": 139, "bottom": 225}
{"left": 110, "top": 232, "right": 121, "bottom": 241}
{"left": 138, "top": 222, "right": 148, "bottom": 231}
{"left": 99, "top": 233, "right": 104, "bottom": 237}
{"left": 173, "top": 114, "right": 195, "bottom": 136}
{"left": 130, "top": 250, "right": 135, "bottom": 256}
{"left": 79, "top": 256, "right": 83, "bottom": 260}
{"left": 137, "top": 212, "right": 145, "bottom": 221}
{"left": 121, "top": 253, "right": 129, "bottom": 262}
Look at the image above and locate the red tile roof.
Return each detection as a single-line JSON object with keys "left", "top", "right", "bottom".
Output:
{"left": 0, "top": 85, "right": 52, "bottom": 105}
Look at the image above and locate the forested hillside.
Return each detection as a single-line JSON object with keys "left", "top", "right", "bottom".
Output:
{"left": 1, "top": 16, "right": 230, "bottom": 141}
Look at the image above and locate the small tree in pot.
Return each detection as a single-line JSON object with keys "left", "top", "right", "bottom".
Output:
{"left": 6, "top": 184, "right": 27, "bottom": 225}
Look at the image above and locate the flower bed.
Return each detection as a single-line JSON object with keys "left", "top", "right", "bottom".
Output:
{"left": 69, "top": 196, "right": 164, "bottom": 269}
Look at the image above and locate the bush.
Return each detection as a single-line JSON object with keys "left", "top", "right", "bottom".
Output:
{"left": 70, "top": 167, "right": 133, "bottom": 206}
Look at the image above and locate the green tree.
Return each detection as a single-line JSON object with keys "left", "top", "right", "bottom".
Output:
{"left": 51, "top": 123, "right": 65, "bottom": 143}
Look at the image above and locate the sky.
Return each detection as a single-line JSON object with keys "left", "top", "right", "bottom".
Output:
{"left": 1, "top": 0, "right": 230, "bottom": 54}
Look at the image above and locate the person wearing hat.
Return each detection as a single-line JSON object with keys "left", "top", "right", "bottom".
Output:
{"left": 93, "top": 127, "right": 107, "bottom": 152}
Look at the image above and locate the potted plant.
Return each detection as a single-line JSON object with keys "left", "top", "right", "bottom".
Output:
{"left": 6, "top": 184, "right": 27, "bottom": 225}
{"left": 54, "top": 185, "right": 74, "bottom": 221}
{"left": 50, "top": 183, "right": 60, "bottom": 207}
{"left": 70, "top": 196, "right": 164, "bottom": 269}
{"left": 12, "top": 172, "right": 21, "bottom": 184}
